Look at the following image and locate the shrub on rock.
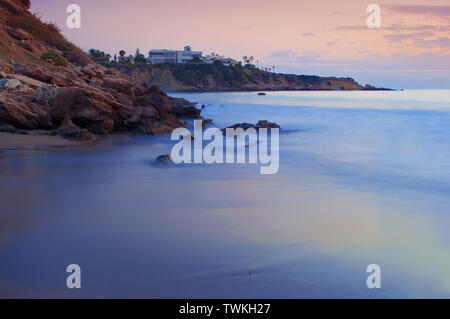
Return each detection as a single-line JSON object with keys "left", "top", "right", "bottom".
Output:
{"left": 40, "top": 50, "right": 69, "bottom": 66}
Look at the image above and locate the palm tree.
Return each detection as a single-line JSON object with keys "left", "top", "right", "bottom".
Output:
{"left": 249, "top": 56, "right": 254, "bottom": 64}
{"left": 119, "top": 50, "right": 126, "bottom": 57}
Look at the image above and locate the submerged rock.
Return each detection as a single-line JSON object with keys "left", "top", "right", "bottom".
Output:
{"left": 156, "top": 154, "right": 171, "bottom": 164}
{"left": 223, "top": 120, "right": 280, "bottom": 132}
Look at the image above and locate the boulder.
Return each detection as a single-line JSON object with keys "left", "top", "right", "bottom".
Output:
{"left": 4, "top": 79, "right": 22, "bottom": 89}
{"left": 51, "top": 87, "right": 114, "bottom": 124}
{"left": 223, "top": 120, "right": 280, "bottom": 132}
{"left": 256, "top": 120, "right": 280, "bottom": 129}
{"left": 56, "top": 115, "right": 95, "bottom": 141}
{"left": 0, "top": 98, "right": 52, "bottom": 130}
{"left": 8, "top": 74, "right": 46, "bottom": 88}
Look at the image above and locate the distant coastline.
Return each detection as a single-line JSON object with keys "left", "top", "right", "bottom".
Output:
{"left": 114, "top": 63, "right": 392, "bottom": 93}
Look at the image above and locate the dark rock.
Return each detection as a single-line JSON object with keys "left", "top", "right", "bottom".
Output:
{"left": 173, "top": 105, "right": 202, "bottom": 119}
{"left": 256, "top": 120, "right": 280, "bottom": 129}
{"left": 57, "top": 115, "right": 95, "bottom": 141}
{"left": 3, "top": 79, "right": 21, "bottom": 89}
{"left": 156, "top": 155, "right": 171, "bottom": 164}
{"left": 51, "top": 87, "right": 114, "bottom": 125}
{"left": 223, "top": 120, "right": 280, "bottom": 132}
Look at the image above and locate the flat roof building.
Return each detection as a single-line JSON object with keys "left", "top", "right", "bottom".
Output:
{"left": 148, "top": 46, "right": 202, "bottom": 64}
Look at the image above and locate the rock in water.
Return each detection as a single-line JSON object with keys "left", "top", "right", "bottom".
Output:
{"left": 156, "top": 155, "right": 171, "bottom": 164}
{"left": 223, "top": 120, "right": 280, "bottom": 132}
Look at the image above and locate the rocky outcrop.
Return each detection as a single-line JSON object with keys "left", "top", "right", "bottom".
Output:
{"left": 223, "top": 121, "right": 280, "bottom": 132}
{"left": 55, "top": 115, "right": 94, "bottom": 141}
{"left": 156, "top": 154, "right": 171, "bottom": 164}
{"left": 0, "top": 1, "right": 201, "bottom": 140}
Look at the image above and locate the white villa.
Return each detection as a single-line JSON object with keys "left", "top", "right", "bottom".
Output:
{"left": 148, "top": 46, "right": 203, "bottom": 64}
{"left": 203, "top": 53, "right": 238, "bottom": 66}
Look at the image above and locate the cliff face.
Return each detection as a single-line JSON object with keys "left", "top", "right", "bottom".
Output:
{"left": 0, "top": 0, "right": 199, "bottom": 139}
{"left": 117, "top": 63, "right": 376, "bottom": 93}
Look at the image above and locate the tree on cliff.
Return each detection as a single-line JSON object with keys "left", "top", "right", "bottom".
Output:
{"left": 134, "top": 48, "right": 147, "bottom": 64}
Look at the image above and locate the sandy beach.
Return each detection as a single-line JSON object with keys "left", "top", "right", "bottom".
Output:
{"left": 0, "top": 132, "right": 89, "bottom": 151}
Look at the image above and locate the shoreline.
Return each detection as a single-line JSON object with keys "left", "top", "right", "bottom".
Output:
{"left": 165, "top": 88, "right": 395, "bottom": 94}
{"left": 0, "top": 132, "right": 90, "bottom": 151}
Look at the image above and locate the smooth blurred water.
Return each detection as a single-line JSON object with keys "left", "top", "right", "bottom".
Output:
{"left": 0, "top": 90, "right": 449, "bottom": 298}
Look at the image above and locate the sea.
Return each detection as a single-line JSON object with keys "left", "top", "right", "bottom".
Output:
{"left": 0, "top": 90, "right": 449, "bottom": 298}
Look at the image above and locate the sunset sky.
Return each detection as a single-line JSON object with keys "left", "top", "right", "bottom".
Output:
{"left": 32, "top": 0, "right": 450, "bottom": 89}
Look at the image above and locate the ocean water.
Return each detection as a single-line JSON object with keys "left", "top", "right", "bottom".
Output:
{"left": 0, "top": 90, "right": 449, "bottom": 298}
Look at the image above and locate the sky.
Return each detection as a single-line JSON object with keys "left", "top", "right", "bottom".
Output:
{"left": 31, "top": 0, "right": 450, "bottom": 89}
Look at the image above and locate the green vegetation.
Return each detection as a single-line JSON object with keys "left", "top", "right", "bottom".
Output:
{"left": 134, "top": 49, "right": 146, "bottom": 64}
{"left": 40, "top": 50, "right": 69, "bottom": 66}
{"left": 89, "top": 49, "right": 111, "bottom": 63}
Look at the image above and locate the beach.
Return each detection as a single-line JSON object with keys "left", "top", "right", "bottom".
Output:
{"left": 0, "top": 132, "right": 89, "bottom": 150}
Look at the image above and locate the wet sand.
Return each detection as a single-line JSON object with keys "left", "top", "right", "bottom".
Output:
{"left": 0, "top": 132, "right": 88, "bottom": 151}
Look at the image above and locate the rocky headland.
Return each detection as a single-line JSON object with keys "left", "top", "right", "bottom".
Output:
{"left": 115, "top": 62, "right": 390, "bottom": 93}
{"left": 0, "top": 0, "right": 201, "bottom": 143}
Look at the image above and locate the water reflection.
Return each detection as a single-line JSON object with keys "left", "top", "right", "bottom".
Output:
{"left": 0, "top": 91, "right": 450, "bottom": 298}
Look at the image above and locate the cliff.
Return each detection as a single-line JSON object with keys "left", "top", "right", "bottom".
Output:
{"left": 116, "top": 62, "right": 386, "bottom": 92}
{"left": 0, "top": 0, "right": 200, "bottom": 140}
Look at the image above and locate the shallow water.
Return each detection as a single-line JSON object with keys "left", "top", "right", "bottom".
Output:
{"left": 0, "top": 90, "right": 449, "bottom": 298}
